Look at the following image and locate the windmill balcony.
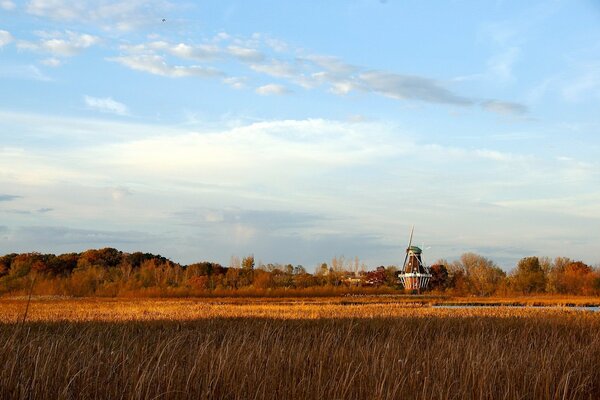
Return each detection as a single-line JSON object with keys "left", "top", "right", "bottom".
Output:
{"left": 398, "top": 271, "right": 432, "bottom": 290}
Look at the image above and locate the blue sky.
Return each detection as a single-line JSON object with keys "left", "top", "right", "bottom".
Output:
{"left": 1, "top": 0, "right": 599, "bottom": 269}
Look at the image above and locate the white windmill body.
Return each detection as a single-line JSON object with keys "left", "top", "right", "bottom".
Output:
{"left": 397, "top": 227, "right": 432, "bottom": 292}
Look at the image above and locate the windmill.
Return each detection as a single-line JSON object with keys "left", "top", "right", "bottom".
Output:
{"left": 397, "top": 226, "right": 432, "bottom": 293}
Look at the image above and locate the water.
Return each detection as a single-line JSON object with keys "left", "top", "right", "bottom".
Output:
{"left": 433, "top": 304, "right": 600, "bottom": 312}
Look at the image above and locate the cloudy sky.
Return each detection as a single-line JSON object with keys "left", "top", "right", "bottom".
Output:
{"left": 1, "top": 1, "right": 599, "bottom": 269}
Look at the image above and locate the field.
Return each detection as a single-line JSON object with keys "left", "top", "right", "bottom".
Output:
{"left": 1, "top": 297, "right": 599, "bottom": 399}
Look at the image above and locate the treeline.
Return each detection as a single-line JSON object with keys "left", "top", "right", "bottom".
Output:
{"left": 433, "top": 253, "right": 600, "bottom": 296}
{"left": 0, "top": 248, "right": 599, "bottom": 297}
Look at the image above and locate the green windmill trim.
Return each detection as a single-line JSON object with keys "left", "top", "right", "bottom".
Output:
{"left": 408, "top": 246, "right": 422, "bottom": 254}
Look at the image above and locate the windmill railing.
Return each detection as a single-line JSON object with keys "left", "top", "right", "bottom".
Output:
{"left": 398, "top": 271, "right": 432, "bottom": 290}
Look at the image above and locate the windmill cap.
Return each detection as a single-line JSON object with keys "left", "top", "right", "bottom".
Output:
{"left": 407, "top": 246, "right": 422, "bottom": 253}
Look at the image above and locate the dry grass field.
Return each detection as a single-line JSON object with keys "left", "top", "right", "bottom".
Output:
{"left": 1, "top": 297, "right": 599, "bottom": 399}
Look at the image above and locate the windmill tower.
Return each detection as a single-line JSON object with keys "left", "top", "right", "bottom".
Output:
{"left": 397, "top": 226, "right": 432, "bottom": 293}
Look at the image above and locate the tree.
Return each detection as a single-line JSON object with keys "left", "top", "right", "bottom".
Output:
{"left": 429, "top": 264, "right": 449, "bottom": 291}
{"left": 293, "top": 265, "right": 306, "bottom": 275}
{"left": 294, "top": 272, "right": 318, "bottom": 288}
{"left": 546, "top": 257, "right": 571, "bottom": 293}
{"left": 225, "top": 267, "right": 241, "bottom": 289}
{"left": 252, "top": 270, "right": 273, "bottom": 289}
{"left": 559, "top": 261, "right": 592, "bottom": 294}
{"left": 452, "top": 253, "right": 505, "bottom": 296}
{"left": 511, "top": 256, "right": 546, "bottom": 294}
{"left": 48, "top": 253, "right": 79, "bottom": 276}
{"left": 242, "top": 255, "right": 255, "bottom": 270}
{"left": 0, "top": 253, "right": 17, "bottom": 278}
{"left": 239, "top": 255, "right": 255, "bottom": 286}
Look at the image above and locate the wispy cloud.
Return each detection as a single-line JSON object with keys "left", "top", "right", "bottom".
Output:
{"left": 481, "top": 100, "right": 528, "bottom": 116}
{"left": 0, "top": 0, "right": 15, "bottom": 11}
{"left": 25, "top": 0, "right": 175, "bottom": 32}
{"left": 0, "top": 64, "right": 52, "bottom": 81}
{"left": 110, "top": 54, "right": 224, "bottom": 78}
{"left": 357, "top": 71, "right": 473, "bottom": 106}
{"left": 111, "top": 33, "right": 524, "bottom": 114}
{"left": 17, "top": 31, "right": 99, "bottom": 57}
{"left": 223, "top": 76, "right": 247, "bottom": 90}
{"left": 487, "top": 47, "right": 520, "bottom": 82}
{"left": 255, "top": 83, "right": 291, "bottom": 96}
{"left": 0, "top": 29, "right": 13, "bottom": 47}
{"left": 41, "top": 57, "right": 61, "bottom": 67}
{"left": 0, "top": 194, "right": 22, "bottom": 202}
{"left": 111, "top": 186, "right": 131, "bottom": 201}
{"left": 561, "top": 63, "right": 600, "bottom": 102}
{"left": 226, "top": 45, "right": 264, "bottom": 62}
{"left": 84, "top": 95, "right": 129, "bottom": 116}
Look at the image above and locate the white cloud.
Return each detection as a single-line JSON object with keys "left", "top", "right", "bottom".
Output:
{"left": 223, "top": 76, "right": 247, "bottom": 90}
{"left": 255, "top": 83, "right": 291, "bottom": 96}
{"left": 26, "top": 0, "right": 84, "bottom": 20}
{"left": 0, "top": 0, "right": 15, "bottom": 10}
{"left": 18, "top": 31, "right": 99, "bottom": 57}
{"left": 110, "top": 54, "right": 224, "bottom": 78}
{"left": 25, "top": 0, "right": 174, "bottom": 32}
{"left": 111, "top": 186, "right": 131, "bottom": 201}
{"left": 226, "top": 45, "right": 264, "bottom": 62}
{"left": 0, "top": 30, "right": 13, "bottom": 47}
{"left": 84, "top": 95, "right": 129, "bottom": 116}
{"left": 250, "top": 59, "right": 301, "bottom": 79}
{"left": 264, "top": 37, "right": 288, "bottom": 53}
{"left": 41, "top": 57, "right": 61, "bottom": 67}
{"left": 474, "top": 149, "right": 516, "bottom": 162}
{"left": 328, "top": 79, "right": 358, "bottom": 95}
{"left": 168, "top": 42, "right": 221, "bottom": 61}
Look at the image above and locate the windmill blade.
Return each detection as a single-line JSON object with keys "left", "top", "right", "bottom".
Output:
{"left": 407, "top": 225, "right": 414, "bottom": 250}
{"left": 402, "top": 225, "right": 414, "bottom": 269}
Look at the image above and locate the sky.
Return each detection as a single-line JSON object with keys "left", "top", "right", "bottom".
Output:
{"left": 1, "top": 0, "right": 599, "bottom": 270}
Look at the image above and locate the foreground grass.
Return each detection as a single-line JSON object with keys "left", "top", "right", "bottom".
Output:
{"left": 2, "top": 316, "right": 600, "bottom": 400}
{"left": 1, "top": 298, "right": 599, "bottom": 399}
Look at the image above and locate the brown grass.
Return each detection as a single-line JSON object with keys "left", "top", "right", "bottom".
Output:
{"left": 1, "top": 298, "right": 599, "bottom": 399}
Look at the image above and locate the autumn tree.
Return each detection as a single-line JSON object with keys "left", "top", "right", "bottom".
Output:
{"left": 429, "top": 264, "right": 449, "bottom": 291}
{"left": 558, "top": 261, "right": 593, "bottom": 295}
{"left": 511, "top": 256, "right": 546, "bottom": 294}
{"left": 546, "top": 257, "right": 571, "bottom": 293}
{"left": 252, "top": 269, "right": 273, "bottom": 289}
{"left": 451, "top": 253, "right": 505, "bottom": 296}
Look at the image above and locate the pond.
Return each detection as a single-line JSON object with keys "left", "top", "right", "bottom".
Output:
{"left": 433, "top": 305, "right": 600, "bottom": 312}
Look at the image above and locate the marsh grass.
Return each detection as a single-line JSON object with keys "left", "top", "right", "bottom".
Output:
{"left": 1, "top": 296, "right": 599, "bottom": 323}
{"left": 1, "top": 298, "right": 599, "bottom": 399}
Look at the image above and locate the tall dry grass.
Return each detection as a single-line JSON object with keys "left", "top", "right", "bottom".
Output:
{"left": 1, "top": 312, "right": 600, "bottom": 399}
